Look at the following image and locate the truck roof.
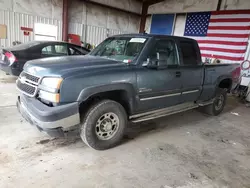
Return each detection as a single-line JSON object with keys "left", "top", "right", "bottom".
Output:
{"left": 112, "top": 33, "right": 197, "bottom": 42}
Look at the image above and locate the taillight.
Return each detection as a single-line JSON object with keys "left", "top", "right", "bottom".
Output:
{"left": 232, "top": 66, "right": 241, "bottom": 82}
{"left": 5, "top": 52, "right": 17, "bottom": 65}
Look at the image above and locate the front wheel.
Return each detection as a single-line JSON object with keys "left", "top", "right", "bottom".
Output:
{"left": 201, "top": 88, "right": 227, "bottom": 116}
{"left": 80, "top": 100, "right": 127, "bottom": 150}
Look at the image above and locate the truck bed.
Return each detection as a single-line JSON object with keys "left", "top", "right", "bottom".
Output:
{"left": 200, "top": 63, "right": 240, "bottom": 101}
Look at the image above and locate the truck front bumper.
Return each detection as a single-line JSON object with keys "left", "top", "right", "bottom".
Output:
{"left": 17, "top": 94, "right": 80, "bottom": 137}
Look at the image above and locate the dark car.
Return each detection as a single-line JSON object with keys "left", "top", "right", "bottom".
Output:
{"left": 0, "top": 41, "right": 90, "bottom": 76}
{"left": 16, "top": 34, "right": 240, "bottom": 150}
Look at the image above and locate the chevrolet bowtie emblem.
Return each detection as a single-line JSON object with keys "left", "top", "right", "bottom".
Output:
{"left": 20, "top": 76, "right": 27, "bottom": 84}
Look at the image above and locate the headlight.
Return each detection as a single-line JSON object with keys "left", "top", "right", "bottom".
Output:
{"left": 39, "top": 77, "right": 63, "bottom": 103}
{"left": 39, "top": 90, "right": 60, "bottom": 103}
{"left": 41, "top": 77, "right": 63, "bottom": 89}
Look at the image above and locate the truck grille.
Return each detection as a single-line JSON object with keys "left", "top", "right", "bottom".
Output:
{"left": 20, "top": 72, "right": 40, "bottom": 83}
{"left": 17, "top": 81, "right": 36, "bottom": 95}
{"left": 17, "top": 72, "right": 41, "bottom": 97}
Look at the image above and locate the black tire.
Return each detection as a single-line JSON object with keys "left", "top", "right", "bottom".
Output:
{"left": 80, "top": 100, "right": 127, "bottom": 150}
{"left": 202, "top": 88, "right": 227, "bottom": 116}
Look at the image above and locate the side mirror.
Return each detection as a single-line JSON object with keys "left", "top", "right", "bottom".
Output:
{"left": 142, "top": 58, "right": 158, "bottom": 69}
{"left": 156, "top": 52, "right": 168, "bottom": 69}
{"left": 143, "top": 53, "right": 168, "bottom": 69}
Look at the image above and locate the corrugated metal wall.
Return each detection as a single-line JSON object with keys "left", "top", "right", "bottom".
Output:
{"left": 0, "top": 10, "right": 131, "bottom": 48}
{"left": 69, "top": 23, "right": 127, "bottom": 47}
{"left": 0, "top": 10, "right": 62, "bottom": 48}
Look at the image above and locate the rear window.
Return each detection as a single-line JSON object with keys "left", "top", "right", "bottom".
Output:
{"left": 180, "top": 41, "right": 198, "bottom": 65}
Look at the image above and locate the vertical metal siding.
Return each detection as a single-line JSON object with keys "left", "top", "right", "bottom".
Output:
{"left": 0, "top": 10, "right": 134, "bottom": 48}
{"left": 0, "top": 10, "right": 14, "bottom": 47}
{"left": 0, "top": 10, "right": 62, "bottom": 47}
{"left": 14, "top": 12, "right": 34, "bottom": 43}
{"left": 69, "top": 24, "right": 132, "bottom": 46}
{"left": 86, "top": 25, "right": 107, "bottom": 46}
{"left": 68, "top": 22, "right": 84, "bottom": 41}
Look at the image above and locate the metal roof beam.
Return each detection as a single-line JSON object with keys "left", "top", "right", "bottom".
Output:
{"left": 145, "top": 0, "right": 165, "bottom": 6}
{"left": 81, "top": 0, "right": 141, "bottom": 16}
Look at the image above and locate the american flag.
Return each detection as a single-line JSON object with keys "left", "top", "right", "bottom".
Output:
{"left": 184, "top": 10, "right": 250, "bottom": 63}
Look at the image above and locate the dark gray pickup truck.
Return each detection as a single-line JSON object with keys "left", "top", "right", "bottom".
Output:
{"left": 16, "top": 34, "right": 240, "bottom": 150}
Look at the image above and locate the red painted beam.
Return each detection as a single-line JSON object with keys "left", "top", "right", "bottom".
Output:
{"left": 139, "top": 0, "right": 164, "bottom": 33}
{"left": 62, "top": 0, "right": 69, "bottom": 41}
{"left": 217, "top": 0, "right": 222, "bottom": 10}
{"left": 139, "top": 3, "right": 148, "bottom": 33}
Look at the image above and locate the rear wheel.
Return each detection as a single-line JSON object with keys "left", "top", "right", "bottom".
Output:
{"left": 201, "top": 88, "right": 227, "bottom": 116}
{"left": 80, "top": 100, "right": 127, "bottom": 150}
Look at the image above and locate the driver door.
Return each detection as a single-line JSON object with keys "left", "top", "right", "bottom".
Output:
{"left": 136, "top": 39, "right": 182, "bottom": 112}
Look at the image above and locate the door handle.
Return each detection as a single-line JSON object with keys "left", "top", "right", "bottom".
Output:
{"left": 209, "top": 69, "right": 216, "bottom": 73}
{"left": 176, "top": 71, "right": 181, "bottom": 77}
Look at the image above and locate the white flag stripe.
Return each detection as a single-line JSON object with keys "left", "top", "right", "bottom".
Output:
{"left": 209, "top": 22, "right": 250, "bottom": 26}
{"left": 207, "top": 29, "right": 250, "bottom": 34}
{"left": 219, "top": 60, "right": 242, "bottom": 64}
{"left": 211, "top": 14, "right": 250, "bottom": 19}
{"left": 200, "top": 50, "right": 245, "bottom": 58}
{"left": 221, "top": 60, "right": 242, "bottom": 63}
{"left": 190, "top": 36, "right": 248, "bottom": 42}
{"left": 201, "top": 57, "right": 242, "bottom": 64}
{"left": 198, "top": 43, "right": 247, "bottom": 50}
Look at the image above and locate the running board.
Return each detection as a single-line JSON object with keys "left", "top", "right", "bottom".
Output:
{"left": 130, "top": 101, "right": 213, "bottom": 123}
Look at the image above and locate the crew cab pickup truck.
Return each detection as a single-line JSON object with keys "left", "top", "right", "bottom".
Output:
{"left": 16, "top": 34, "right": 240, "bottom": 150}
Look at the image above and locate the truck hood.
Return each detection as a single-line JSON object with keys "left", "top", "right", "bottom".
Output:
{"left": 24, "top": 55, "right": 127, "bottom": 77}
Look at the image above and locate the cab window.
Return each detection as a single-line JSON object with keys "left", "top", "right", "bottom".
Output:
{"left": 179, "top": 41, "right": 198, "bottom": 65}
{"left": 149, "top": 39, "right": 178, "bottom": 65}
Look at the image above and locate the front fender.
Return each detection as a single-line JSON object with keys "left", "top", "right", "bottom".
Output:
{"left": 77, "top": 83, "right": 138, "bottom": 113}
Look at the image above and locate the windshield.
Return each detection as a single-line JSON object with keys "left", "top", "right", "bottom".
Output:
{"left": 89, "top": 37, "right": 147, "bottom": 63}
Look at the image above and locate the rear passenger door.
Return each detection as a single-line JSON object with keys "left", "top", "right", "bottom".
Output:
{"left": 178, "top": 40, "right": 203, "bottom": 103}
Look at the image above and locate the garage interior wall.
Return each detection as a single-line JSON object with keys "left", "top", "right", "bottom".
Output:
{"left": 68, "top": 0, "right": 141, "bottom": 46}
{"left": 0, "top": 0, "right": 141, "bottom": 48}
{"left": 145, "top": 0, "right": 218, "bottom": 33}
{"left": 146, "top": 0, "right": 250, "bottom": 63}
{"left": 0, "top": 0, "right": 62, "bottom": 47}
{"left": 147, "top": 0, "right": 250, "bottom": 31}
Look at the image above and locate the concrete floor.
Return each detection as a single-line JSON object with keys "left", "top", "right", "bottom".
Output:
{"left": 0, "top": 74, "right": 250, "bottom": 188}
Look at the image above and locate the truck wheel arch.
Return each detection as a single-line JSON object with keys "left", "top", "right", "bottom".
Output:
{"left": 217, "top": 76, "right": 232, "bottom": 92}
{"left": 77, "top": 83, "right": 137, "bottom": 115}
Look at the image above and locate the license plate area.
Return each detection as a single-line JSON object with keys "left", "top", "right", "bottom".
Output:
{"left": 20, "top": 101, "right": 36, "bottom": 126}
